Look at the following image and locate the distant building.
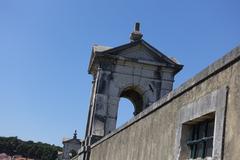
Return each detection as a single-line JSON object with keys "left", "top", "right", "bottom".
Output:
{"left": 0, "top": 153, "right": 11, "bottom": 160}
{"left": 0, "top": 154, "right": 34, "bottom": 160}
{"left": 60, "top": 131, "right": 81, "bottom": 160}
{"left": 12, "top": 155, "right": 34, "bottom": 160}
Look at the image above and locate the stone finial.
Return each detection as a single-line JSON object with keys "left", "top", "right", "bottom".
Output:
{"left": 130, "top": 22, "right": 143, "bottom": 42}
{"left": 73, "top": 130, "right": 77, "bottom": 139}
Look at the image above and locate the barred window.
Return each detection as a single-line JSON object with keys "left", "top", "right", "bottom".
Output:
{"left": 187, "top": 119, "right": 214, "bottom": 159}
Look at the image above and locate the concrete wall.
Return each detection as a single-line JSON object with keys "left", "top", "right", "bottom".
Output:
{"left": 88, "top": 45, "right": 240, "bottom": 160}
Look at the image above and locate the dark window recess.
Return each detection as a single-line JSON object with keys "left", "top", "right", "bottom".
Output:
{"left": 187, "top": 119, "right": 214, "bottom": 159}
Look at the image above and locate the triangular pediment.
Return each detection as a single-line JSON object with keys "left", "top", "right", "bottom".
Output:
{"left": 103, "top": 40, "right": 180, "bottom": 66}
{"left": 116, "top": 43, "right": 168, "bottom": 64}
{"left": 89, "top": 40, "right": 183, "bottom": 74}
{"left": 63, "top": 138, "right": 81, "bottom": 144}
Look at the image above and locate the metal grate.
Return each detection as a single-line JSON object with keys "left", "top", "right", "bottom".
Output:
{"left": 187, "top": 119, "right": 214, "bottom": 159}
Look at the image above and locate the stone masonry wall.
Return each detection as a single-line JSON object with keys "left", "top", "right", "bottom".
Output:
{"left": 88, "top": 46, "right": 240, "bottom": 160}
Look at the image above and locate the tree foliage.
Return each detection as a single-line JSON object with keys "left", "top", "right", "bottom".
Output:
{"left": 0, "top": 136, "right": 62, "bottom": 160}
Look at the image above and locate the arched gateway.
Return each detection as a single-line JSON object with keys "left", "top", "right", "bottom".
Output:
{"left": 84, "top": 23, "right": 183, "bottom": 145}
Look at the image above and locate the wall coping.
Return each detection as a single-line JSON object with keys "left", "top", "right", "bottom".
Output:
{"left": 91, "top": 45, "right": 240, "bottom": 148}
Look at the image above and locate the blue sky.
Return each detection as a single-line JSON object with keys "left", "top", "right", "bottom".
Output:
{"left": 0, "top": 0, "right": 239, "bottom": 146}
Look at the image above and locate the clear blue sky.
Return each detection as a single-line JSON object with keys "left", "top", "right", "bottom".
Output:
{"left": 0, "top": 0, "right": 239, "bottom": 146}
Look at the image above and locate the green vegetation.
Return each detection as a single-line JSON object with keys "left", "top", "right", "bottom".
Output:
{"left": 0, "top": 136, "right": 62, "bottom": 160}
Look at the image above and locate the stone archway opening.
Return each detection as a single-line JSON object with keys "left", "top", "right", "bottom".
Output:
{"left": 120, "top": 88, "right": 144, "bottom": 115}
{"left": 116, "top": 98, "right": 135, "bottom": 128}
{"left": 116, "top": 88, "right": 144, "bottom": 128}
{"left": 69, "top": 149, "right": 77, "bottom": 159}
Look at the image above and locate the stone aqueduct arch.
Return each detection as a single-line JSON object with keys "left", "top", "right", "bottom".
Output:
{"left": 84, "top": 23, "right": 183, "bottom": 144}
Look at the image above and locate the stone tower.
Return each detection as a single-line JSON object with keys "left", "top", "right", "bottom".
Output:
{"left": 85, "top": 23, "right": 183, "bottom": 144}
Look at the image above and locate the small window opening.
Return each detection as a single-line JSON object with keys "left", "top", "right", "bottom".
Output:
{"left": 116, "top": 98, "right": 135, "bottom": 128}
{"left": 188, "top": 119, "right": 214, "bottom": 159}
{"left": 180, "top": 113, "right": 215, "bottom": 160}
